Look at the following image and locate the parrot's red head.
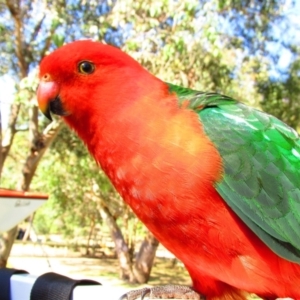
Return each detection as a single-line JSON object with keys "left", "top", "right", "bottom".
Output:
{"left": 37, "top": 40, "right": 163, "bottom": 124}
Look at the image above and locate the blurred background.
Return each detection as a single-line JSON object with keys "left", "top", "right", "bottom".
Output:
{"left": 0, "top": 0, "right": 299, "bottom": 293}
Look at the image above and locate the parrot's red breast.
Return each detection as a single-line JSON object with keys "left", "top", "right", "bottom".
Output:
{"left": 37, "top": 40, "right": 300, "bottom": 300}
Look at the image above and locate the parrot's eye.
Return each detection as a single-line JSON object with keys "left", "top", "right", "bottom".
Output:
{"left": 78, "top": 61, "right": 95, "bottom": 74}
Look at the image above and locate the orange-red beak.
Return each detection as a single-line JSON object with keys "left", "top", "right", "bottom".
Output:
{"left": 37, "top": 80, "right": 60, "bottom": 121}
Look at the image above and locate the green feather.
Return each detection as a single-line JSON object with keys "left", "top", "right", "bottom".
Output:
{"left": 167, "top": 82, "right": 300, "bottom": 263}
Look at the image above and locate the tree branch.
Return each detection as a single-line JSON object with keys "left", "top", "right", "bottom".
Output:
{"left": 17, "top": 118, "right": 63, "bottom": 191}
{"left": 97, "top": 195, "right": 136, "bottom": 282}
{"left": 29, "top": 14, "right": 46, "bottom": 44}
{"left": 5, "top": 0, "right": 28, "bottom": 78}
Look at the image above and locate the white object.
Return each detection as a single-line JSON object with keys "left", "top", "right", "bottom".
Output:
{"left": 10, "top": 274, "right": 37, "bottom": 300}
{"left": 0, "top": 189, "right": 48, "bottom": 232}
{"left": 10, "top": 273, "right": 130, "bottom": 300}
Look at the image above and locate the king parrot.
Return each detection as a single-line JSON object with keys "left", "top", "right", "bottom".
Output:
{"left": 37, "top": 40, "right": 300, "bottom": 300}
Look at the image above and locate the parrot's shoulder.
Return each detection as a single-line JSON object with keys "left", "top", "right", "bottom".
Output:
{"left": 167, "top": 82, "right": 236, "bottom": 110}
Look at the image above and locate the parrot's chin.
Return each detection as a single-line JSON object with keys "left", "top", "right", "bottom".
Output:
{"left": 48, "top": 96, "right": 70, "bottom": 119}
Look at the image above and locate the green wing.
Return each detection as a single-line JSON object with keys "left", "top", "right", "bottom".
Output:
{"left": 168, "top": 83, "right": 300, "bottom": 263}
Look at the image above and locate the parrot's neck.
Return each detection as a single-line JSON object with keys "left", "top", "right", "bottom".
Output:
{"left": 65, "top": 74, "right": 222, "bottom": 209}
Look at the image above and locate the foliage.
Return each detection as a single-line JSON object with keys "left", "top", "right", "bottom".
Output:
{"left": 214, "top": 0, "right": 300, "bottom": 129}
{"left": 259, "top": 58, "right": 300, "bottom": 130}
{"left": 216, "top": 0, "right": 297, "bottom": 64}
{"left": 113, "top": 0, "right": 234, "bottom": 91}
{"left": 1, "top": 130, "right": 28, "bottom": 188}
{"left": 0, "top": 0, "right": 117, "bottom": 78}
{"left": 32, "top": 126, "right": 114, "bottom": 236}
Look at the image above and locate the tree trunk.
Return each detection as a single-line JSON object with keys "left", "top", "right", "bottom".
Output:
{"left": 86, "top": 215, "right": 96, "bottom": 255}
{"left": 22, "top": 213, "right": 35, "bottom": 242}
{"left": 133, "top": 230, "right": 159, "bottom": 283}
{"left": 0, "top": 103, "right": 20, "bottom": 176}
{"left": 18, "top": 116, "right": 63, "bottom": 191}
{"left": 0, "top": 226, "right": 18, "bottom": 268}
{"left": 97, "top": 195, "right": 159, "bottom": 283}
{"left": 97, "top": 199, "right": 136, "bottom": 282}
{"left": 0, "top": 105, "right": 2, "bottom": 182}
{"left": 0, "top": 118, "right": 63, "bottom": 267}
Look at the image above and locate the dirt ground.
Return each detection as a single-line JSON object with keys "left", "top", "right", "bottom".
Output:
{"left": 7, "top": 242, "right": 192, "bottom": 297}
{"left": 8, "top": 243, "right": 263, "bottom": 299}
